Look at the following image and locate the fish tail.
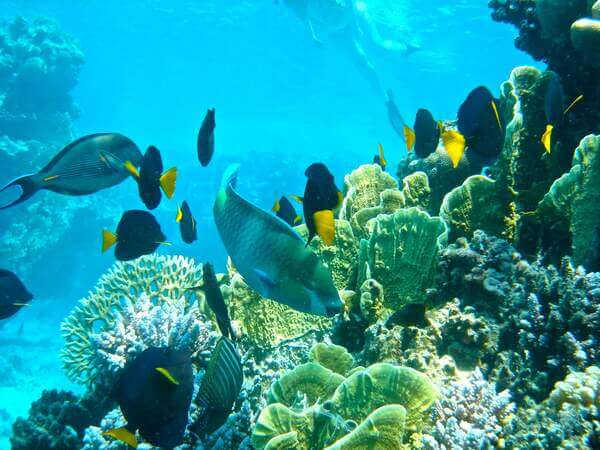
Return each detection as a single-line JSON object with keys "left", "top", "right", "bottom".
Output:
{"left": 220, "top": 164, "right": 240, "bottom": 192}
{"left": 0, "top": 174, "right": 40, "bottom": 209}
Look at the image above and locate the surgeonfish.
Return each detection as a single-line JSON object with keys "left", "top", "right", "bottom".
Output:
{"left": 177, "top": 200, "right": 198, "bottom": 244}
{"left": 413, "top": 108, "right": 440, "bottom": 158}
{"left": 197, "top": 108, "right": 216, "bottom": 167}
{"left": 302, "top": 163, "right": 343, "bottom": 246}
{"left": 0, "top": 270, "right": 33, "bottom": 320}
{"left": 105, "top": 347, "right": 194, "bottom": 449}
{"left": 541, "top": 78, "right": 584, "bottom": 153}
{"left": 385, "top": 303, "right": 429, "bottom": 329}
{"left": 213, "top": 164, "right": 342, "bottom": 317}
{"left": 272, "top": 195, "right": 302, "bottom": 227}
{"left": 373, "top": 143, "right": 387, "bottom": 171}
{"left": 125, "top": 146, "right": 177, "bottom": 210}
{"left": 193, "top": 337, "right": 243, "bottom": 435}
{"left": 102, "top": 210, "right": 167, "bottom": 261}
{"left": 0, "top": 133, "right": 142, "bottom": 209}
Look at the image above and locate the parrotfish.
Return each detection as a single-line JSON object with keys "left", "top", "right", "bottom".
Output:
{"left": 197, "top": 108, "right": 216, "bottom": 167}
{"left": 213, "top": 164, "right": 342, "bottom": 317}
{"left": 0, "top": 133, "right": 142, "bottom": 209}
{"left": 0, "top": 270, "right": 33, "bottom": 320}
{"left": 102, "top": 210, "right": 167, "bottom": 261}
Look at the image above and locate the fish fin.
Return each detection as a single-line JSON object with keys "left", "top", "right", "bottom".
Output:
{"left": 104, "top": 428, "right": 138, "bottom": 448}
{"left": 254, "top": 269, "right": 277, "bottom": 292}
{"left": 101, "top": 230, "right": 117, "bottom": 253}
{"left": 541, "top": 124, "right": 553, "bottom": 154}
{"left": 336, "top": 191, "right": 344, "bottom": 209}
{"left": 563, "top": 94, "right": 583, "bottom": 116}
{"left": 123, "top": 160, "right": 140, "bottom": 179}
{"left": 155, "top": 367, "right": 180, "bottom": 385}
{"left": 290, "top": 195, "right": 304, "bottom": 204}
{"left": 294, "top": 215, "right": 302, "bottom": 225}
{"left": 0, "top": 174, "right": 40, "bottom": 209}
{"left": 176, "top": 206, "right": 183, "bottom": 222}
{"left": 272, "top": 198, "right": 280, "bottom": 213}
{"left": 314, "top": 210, "right": 335, "bottom": 246}
{"left": 441, "top": 130, "right": 466, "bottom": 168}
{"left": 43, "top": 175, "right": 60, "bottom": 182}
{"left": 12, "top": 303, "right": 30, "bottom": 307}
{"left": 377, "top": 143, "right": 387, "bottom": 167}
{"left": 403, "top": 125, "right": 416, "bottom": 151}
{"left": 156, "top": 241, "right": 172, "bottom": 246}
{"left": 491, "top": 100, "right": 502, "bottom": 131}
{"left": 160, "top": 167, "right": 178, "bottom": 199}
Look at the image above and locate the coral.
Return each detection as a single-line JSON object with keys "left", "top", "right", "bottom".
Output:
{"left": 309, "top": 343, "right": 355, "bottom": 376}
{"left": 400, "top": 171, "right": 431, "bottom": 209}
{"left": 422, "top": 369, "right": 515, "bottom": 450}
{"left": 357, "top": 207, "right": 448, "bottom": 310}
{"left": 439, "top": 174, "right": 517, "bottom": 243}
{"left": 60, "top": 255, "right": 205, "bottom": 385}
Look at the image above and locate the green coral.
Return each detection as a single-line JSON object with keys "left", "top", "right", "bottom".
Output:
{"left": 309, "top": 343, "right": 355, "bottom": 376}
{"left": 358, "top": 207, "right": 448, "bottom": 310}
{"left": 401, "top": 171, "right": 431, "bottom": 209}
{"left": 60, "top": 255, "right": 203, "bottom": 384}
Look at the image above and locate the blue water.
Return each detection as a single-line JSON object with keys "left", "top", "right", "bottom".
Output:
{"left": 0, "top": 0, "right": 539, "bottom": 447}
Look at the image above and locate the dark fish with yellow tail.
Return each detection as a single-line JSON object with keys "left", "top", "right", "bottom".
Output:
{"left": 197, "top": 108, "right": 216, "bottom": 167}
{"left": 541, "top": 78, "right": 584, "bottom": 154}
{"left": 102, "top": 210, "right": 167, "bottom": 261}
{"left": 272, "top": 195, "right": 302, "bottom": 227}
{"left": 192, "top": 337, "right": 242, "bottom": 436}
{"left": 214, "top": 164, "right": 342, "bottom": 316}
{"left": 300, "top": 163, "right": 342, "bottom": 246}
{"left": 0, "top": 270, "right": 33, "bottom": 320}
{"left": 0, "top": 133, "right": 142, "bottom": 209}
{"left": 125, "top": 145, "right": 177, "bottom": 210}
{"left": 373, "top": 143, "right": 387, "bottom": 171}
{"left": 177, "top": 201, "right": 197, "bottom": 244}
{"left": 105, "top": 347, "right": 193, "bottom": 449}
{"left": 413, "top": 108, "right": 440, "bottom": 158}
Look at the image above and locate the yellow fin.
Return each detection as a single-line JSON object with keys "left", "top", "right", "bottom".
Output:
{"left": 403, "top": 125, "right": 416, "bottom": 151}
{"left": 160, "top": 167, "right": 178, "bottom": 199}
{"left": 124, "top": 160, "right": 140, "bottom": 179}
{"left": 541, "top": 124, "right": 553, "bottom": 154}
{"left": 176, "top": 206, "right": 183, "bottom": 222}
{"left": 294, "top": 215, "right": 302, "bottom": 225}
{"left": 104, "top": 428, "right": 138, "bottom": 448}
{"left": 377, "top": 143, "right": 387, "bottom": 167}
{"left": 272, "top": 198, "right": 280, "bottom": 213}
{"left": 101, "top": 230, "right": 117, "bottom": 253}
{"left": 563, "top": 94, "right": 583, "bottom": 116}
{"left": 314, "top": 210, "right": 335, "bottom": 246}
{"left": 491, "top": 100, "right": 502, "bottom": 131}
{"left": 442, "top": 130, "right": 466, "bottom": 168}
{"left": 43, "top": 175, "right": 59, "bottom": 183}
{"left": 336, "top": 191, "right": 344, "bottom": 209}
{"left": 155, "top": 367, "right": 180, "bottom": 385}
{"left": 290, "top": 195, "right": 303, "bottom": 204}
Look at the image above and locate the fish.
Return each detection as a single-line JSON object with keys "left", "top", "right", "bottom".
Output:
{"left": 413, "top": 108, "right": 440, "bottom": 158}
{"left": 125, "top": 145, "right": 177, "bottom": 210}
{"left": 193, "top": 337, "right": 243, "bottom": 435}
{"left": 272, "top": 196, "right": 302, "bottom": 227}
{"left": 197, "top": 108, "right": 216, "bottom": 167}
{"left": 385, "top": 90, "right": 408, "bottom": 141}
{"left": 385, "top": 303, "right": 429, "bottom": 329}
{"left": 0, "top": 270, "right": 33, "bottom": 320}
{"left": 441, "top": 129, "right": 467, "bottom": 168}
{"left": 191, "top": 262, "right": 235, "bottom": 339}
{"left": 457, "top": 86, "right": 505, "bottom": 162}
{"left": 302, "top": 163, "right": 343, "bottom": 246}
{"left": 0, "top": 133, "right": 142, "bottom": 209}
{"left": 213, "top": 164, "right": 342, "bottom": 317}
{"left": 373, "top": 143, "right": 387, "bottom": 171}
{"left": 403, "top": 125, "right": 416, "bottom": 152}
{"left": 105, "top": 346, "right": 194, "bottom": 449}
{"left": 541, "top": 78, "right": 584, "bottom": 153}
{"left": 176, "top": 200, "right": 198, "bottom": 244}
{"left": 102, "top": 210, "right": 167, "bottom": 261}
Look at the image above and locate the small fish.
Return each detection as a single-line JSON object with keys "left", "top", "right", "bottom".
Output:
{"left": 197, "top": 108, "right": 216, "bottom": 167}
{"left": 213, "top": 164, "right": 342, "bottom": 316}
{"left": 302, "top": 163, "right": 343, "bottom": 246}
{"left": 457, "top": 86, "right": 505, "bottom": 162}
{"left": 0, "top": 270, "right": 33, "bottom": 320}
{"left": 176, "top": 201, "right": 198, "bottom": 244}
{"left": 102, "top": 210, "right": 167, "bottom": 261}
{"left": 373, "top": 143, "right": 387, "bottom": 171}
{"left": 0, "top": 133, "right": 142, "bottom": 209}
{"left": 541, "top": 78, "right": 584, "bottom": 153}
{"left": 193, "top": 337, "right": 243, "bottom": 435}
{"left": 105, "top": 347, "right": 194, "bottom": 448}
{"left": 125, "top": 146, "right": 177, "bottom": 210}
{"left": 272, "top": 196, "right": 302, "bottom": 227}
{"left": 441, "top": 129, "right": 466, "bottom": 168}
{"left": 413, "top": 108, "right": 440, "bottom": 158}
{"left": 385, "top": 303, "right": 429, "bottom": 329}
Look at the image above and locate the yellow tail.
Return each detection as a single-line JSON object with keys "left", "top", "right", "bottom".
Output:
{"left": 101, "top": 230, "right": 117, "bottom": 253}
{"left": 541, "top": 124, "right": 553, "bottom": 154}
{"left": 442, "top": 130, "right": 466, "bottom": 168}
{"left": 104, "top": 427, "right": 138, "bottom": 448}
{"left": 403, "top": 125, "right": 416, "bottom": 151}
{"left": 314, "top": 210, "right": 335, "bottom": 246}
{"left": 160, "top": 167, "right": 178, "bottom": 199}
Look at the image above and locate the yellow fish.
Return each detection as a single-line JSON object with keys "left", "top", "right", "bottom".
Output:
{"left": 442, "top": 130, "right": 466, "bottom": 168}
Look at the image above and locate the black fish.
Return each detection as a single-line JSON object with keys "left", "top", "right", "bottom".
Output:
{"left": 106, "top": 347, "right": 194, "bottom": 449}
{"left": 0, "top": 270, "right": 33, "bottom": 320}
{"left": 414, "top": 108, "right": 440, "bottom": 159}
{"left": 457, "top": 86, "right": 505, "bottom": 161}
{"left": 194, "top": 337, "right": 243, "bottom": 435}
{"left": 301, "top": 163, "right": 342, "bottom": 246}
{"left": 102, "top": 210, "right": 167, "bottom": 261}
{"left": 0, "top": 133, "right": 142, "bottom": 209}
{"left": 385, "top": 303, "right": 429, "bottom": 329}
{"left": 177, "top": 201, "right": 197, "bottom": 244}
{"left": 272, "top": 196, "right": 302, "bottom": 227}
{"left": 126, "top": 146, "right": 178, "bottom": 210}
{"left": 197, "top": 108, "right": 216, "bottom": 167}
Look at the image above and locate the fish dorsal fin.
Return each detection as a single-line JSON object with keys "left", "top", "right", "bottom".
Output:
{"left": 104, "top": 427, "right": 138, "bottom": 448}
{"left": 155, "top": 367, "right": 180, "bottom": 385}
{"left": 403, "top": 125, "right": 416, "bottom": 151}
{"left": 102, "top": 230, "right": 118, "bottom": 253}
{"left": 40, "top": 133, "right": 117, "bottom": 174}
{"left": 541, "top": 125, "right": 553, "bottom": 154}
{"left": 160, "top": 167, "right": 178, "bottom": 199}
{"left": 314, "top": 210, "right": 335, "bottom": 245}
{"left": 442, "top": 130, "right": 466, "bottom": 168}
